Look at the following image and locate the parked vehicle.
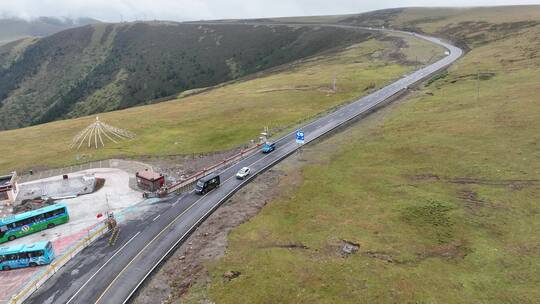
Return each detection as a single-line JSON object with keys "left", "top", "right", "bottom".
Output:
{"left": 0, "top": 241, "right": 55, "bottom": 271}
{"left": 236, "top": 167, "right": 251, "bottom": 179}
{"left": 261, "top": 142, "right": 276, "bottom": 153}
{"left": 195, "top": 173, "right": 220, "bottom": 195}
{"left": 0, "top": 204, "right": 69, "bottom": 243}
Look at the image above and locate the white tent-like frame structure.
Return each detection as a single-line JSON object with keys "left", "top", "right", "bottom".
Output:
{"left": 70, "top": 117, "right": 136, "bottom": 149}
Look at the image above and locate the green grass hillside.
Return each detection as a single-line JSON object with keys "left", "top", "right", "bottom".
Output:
{"left": 183, "top": 7, "right": 540, "bottom": 304}
{"left": 0, "top": 22, "right": 372, "bottom": 130}
{"left": 341, "top": 6, "right": 540, "bottom": 48}
{"left": 0, "top": 31, "right": 439, "bottom": 174}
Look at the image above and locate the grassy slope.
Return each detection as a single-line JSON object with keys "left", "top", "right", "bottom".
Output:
{"left": 0, "top": 37, "right": 38, "bottom": 69}
{"left": 189, "top": 7, "right": 540, "bottom": 304}
{"left": 0, "top": 23, "right": 372, "bottom": 130}
{"left": 0, "top": 33, "right": 437, "bottom": 174}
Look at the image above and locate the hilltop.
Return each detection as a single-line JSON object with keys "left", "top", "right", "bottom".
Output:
{"left": 0, "top": 22, "right": 370, "bottom": 130}
{"left": 0, "top": 16, "right": 99, "bottom": 45}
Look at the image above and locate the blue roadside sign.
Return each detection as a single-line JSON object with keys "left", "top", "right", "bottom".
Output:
{"left": 296, "top": 130, "right": 305, "bottom": 144}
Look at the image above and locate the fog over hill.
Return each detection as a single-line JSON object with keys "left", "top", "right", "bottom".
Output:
{"left": 1, "top": 0, "right": 539, "bottom": 22}
{"left": 0, "top": 16, "right": 99, "bottom": 45}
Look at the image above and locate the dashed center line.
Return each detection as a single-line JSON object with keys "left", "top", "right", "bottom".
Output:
{"left": 66, "top": 231, "right": 141, "bottom": 304}
{"left": 152, "top": 214, "right": 161, "bottom": 221}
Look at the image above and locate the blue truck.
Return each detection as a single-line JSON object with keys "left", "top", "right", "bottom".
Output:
{"left": 261, "top": 142, "right": 276, "bottom": 153}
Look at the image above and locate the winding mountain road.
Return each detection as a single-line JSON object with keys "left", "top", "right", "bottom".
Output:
{"left": 26, "top": 25, "right": 462, "bottom": 304}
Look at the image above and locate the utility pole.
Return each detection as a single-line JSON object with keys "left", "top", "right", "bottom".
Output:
{"left": 260, "top": 126, "right": 270, "bottom": 143}
{"left": 332, "top": 74, "right": 337, "bottom": 92}
{"left": 476, "top": 70, "right": 480, "bottom": 102}
{"left": 105, "top": 193, "right": 111, "bottom": 213}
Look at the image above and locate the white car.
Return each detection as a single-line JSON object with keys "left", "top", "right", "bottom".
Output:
{"left": 236, "top": 167, "right": 251, "bottom": 179}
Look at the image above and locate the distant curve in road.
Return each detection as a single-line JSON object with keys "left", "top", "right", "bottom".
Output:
{"left": 27, "top": 25, "right": 462, "bottom": 304}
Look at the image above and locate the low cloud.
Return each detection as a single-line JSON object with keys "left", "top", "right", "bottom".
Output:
{"left": 0, "top": 0, "right": 539, "bottom": 22}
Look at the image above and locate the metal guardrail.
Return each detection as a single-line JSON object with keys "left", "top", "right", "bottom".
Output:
{"left": 8, "top": 222, "right": 109, "bottom": 304}
{"left": 166, "top": 143, "right": 262, "bottom": 194}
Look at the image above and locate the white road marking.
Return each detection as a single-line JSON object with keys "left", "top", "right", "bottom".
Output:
{"left": 120, "top": 145, "right": 298, "bottom": 304}
{"left": 66, "top": 231, "right": 141, "bottom": 304}
{"left": 96, "top": 147, "right": 283, "bottom": 304}
{"left": 152, "top": 214, "right": 161, "bottom": 222}
{"left": 94, "top": 192, "right": 212, "bottom": 303}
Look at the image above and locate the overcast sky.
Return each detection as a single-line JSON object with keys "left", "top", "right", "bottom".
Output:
{"left": 0, "top": 0, "right": 539, "bottom": 22}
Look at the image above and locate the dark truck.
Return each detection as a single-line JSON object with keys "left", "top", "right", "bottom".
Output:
{"left": 195, "top": 173, "right": 220, "bottom": 195}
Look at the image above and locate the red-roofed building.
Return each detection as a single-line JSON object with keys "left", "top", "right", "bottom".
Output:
{"left": 136, "top": 169, "right": 165, "bottom": 192}
{"left": 0, "top": 172, "right": 18, "bottom": 206}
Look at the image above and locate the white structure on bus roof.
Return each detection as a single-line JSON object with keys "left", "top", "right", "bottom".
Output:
{"left": 70, "top": 117, "right": 136, "bottom": 150}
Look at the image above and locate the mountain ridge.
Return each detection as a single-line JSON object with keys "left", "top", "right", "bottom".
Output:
{"left": 0, "top": 16, "right": 100, "bottom": 45}
{"left": 0, "top": 21, "right": 373, "bottom": 130}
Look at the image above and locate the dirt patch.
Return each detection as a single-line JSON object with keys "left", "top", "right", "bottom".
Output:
{"left": 222, "top": 270, "right": 241, "bottom": 281}
{"left": 12, "top": 197, "right": 55, "bottom": 214}
{"left": 262, "top": 243, "right": 309, "bottom": 250}
{"left": 254, "top": 85, "right": 313, "bottom": 93}
{"left": 456, "top": 188, "right": 513, "bottom": 217}
{"left": 132, "top": 167, "right": 290, "bottom": 304}
{"left": 447, "top": 72, "right": 496, "bottom": 84}
{"left": 378, "top": 35, "right": 418, "bottom": 66}
{"left": 361, "top": 241, "right": 469, "bottom": 265}
{"left": 447, "top": 178, "right": 537, "bottom": 191}
{"left": 94, "top": 177, "right": 106, "bottom": 192}
{"left": 409, "top": 174, "right": 537, "bottom": 191}
{"left": 362, "top": 250, "right": 395, "bottom": 263}
{"left": 458, "top": 189, "right": 488, "bottom": 203}
{"left": 411, "top": 174, "right": 441, "bottom": 181}
{"left": 457, "top": 189, "right": 491, "bottom": 212}
{"left": 508, "top": 242, "right": 540, "bottom": 256}
{"left": 418, "top": 240, "right": 471, "bottom": 261}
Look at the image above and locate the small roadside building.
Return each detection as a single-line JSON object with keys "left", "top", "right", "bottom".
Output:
{"left": 136, "top": 169, "right": 165, "bottom": 192}
{"left": 0, "top": 172, "right": 18, "bottom": 206}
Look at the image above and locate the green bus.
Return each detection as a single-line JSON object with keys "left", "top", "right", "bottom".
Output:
{"left": 0, "top": 204, "right": 69, "bottom": 243}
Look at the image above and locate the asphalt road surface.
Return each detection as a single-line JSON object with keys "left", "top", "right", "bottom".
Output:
{"left": 26, "top": 26, "right": 462, "bottom": 304}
